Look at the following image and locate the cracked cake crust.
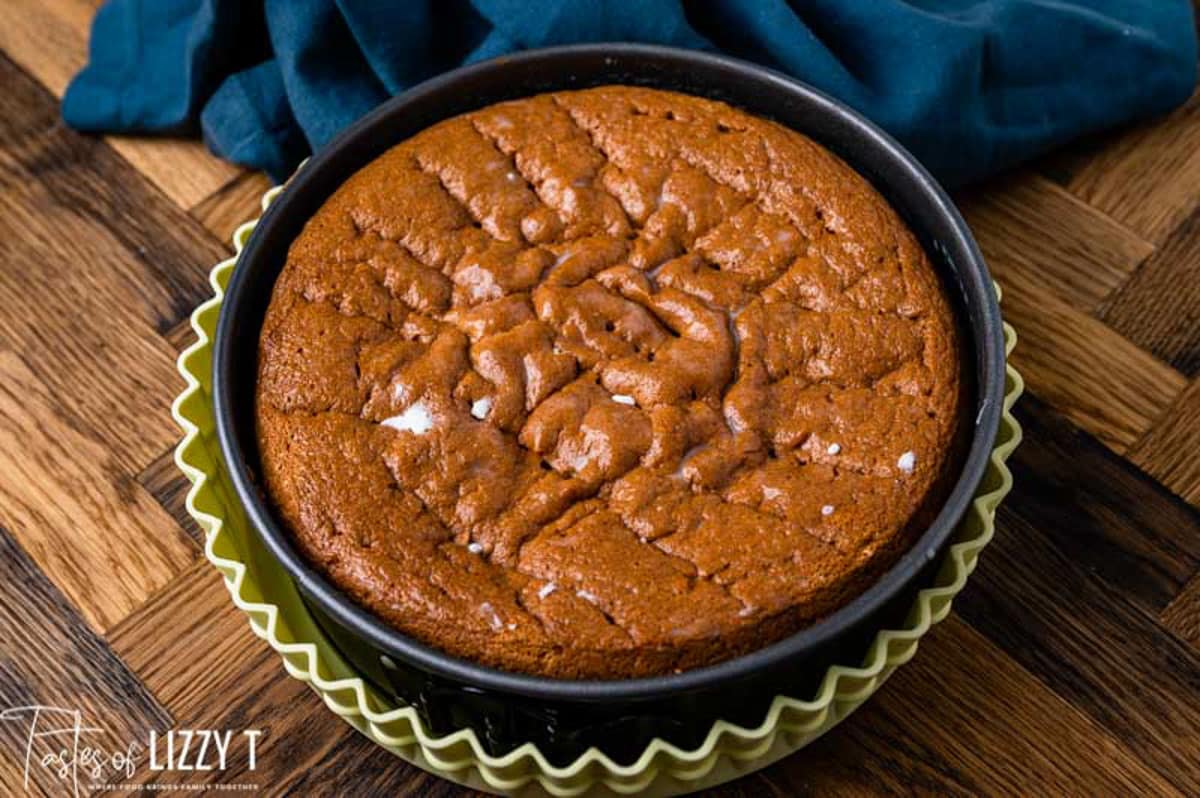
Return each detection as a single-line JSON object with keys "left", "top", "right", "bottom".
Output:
{"left": 255, "top": 86, "right": 964, "bottom": 679}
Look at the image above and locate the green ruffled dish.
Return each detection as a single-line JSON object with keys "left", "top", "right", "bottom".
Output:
{"left": 173, "top": 183, "right": 1023, "bottom": 797}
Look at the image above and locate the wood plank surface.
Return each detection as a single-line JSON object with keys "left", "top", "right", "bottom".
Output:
{"left": 968, "top": 395, "right": 1200, "bottom": 782}
{"left": 0, "top": 352, "right": 196, "bottom": 633}
{"left": 993, "top": 275, "right": 1186, "bottom": 452}
{"left": 0, "top": 54, "right": 230, "bottom": 474}
{"left": 1129, "top": 377, "right": 1200, "bottom": 505}
{"left": 0, "top": 525, "right": 172, "bottom": 797}
{"left": 1002, "top": 395, "right": 1200, "bottom": 613}
{"left": 0, "top": 0, "right": 240, "bottom": 209}
{"left": 1163, "top": 573, "right": 1200, "bottom": 652}
{"left": 190, "top": 171, "right": 277, "bottom": 249}
{"left": 960, "top": 172, "right": 1153, "bottom": 313}
{"left": 764, "top": 618, "right": 1182, "bottom": 797}
{"left": 1100, "top": 207, "right": 1200, "bottom": 376}
{"left": 1061, "top": 92, "right": 1200, "bottom": 245}
{"left": 2, "top": 13, "right": 1200, "bottom": 797}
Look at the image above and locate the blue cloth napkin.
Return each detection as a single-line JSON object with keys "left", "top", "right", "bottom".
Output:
{"left": 63, "top": 0, "right": 1197, "bottom": 187}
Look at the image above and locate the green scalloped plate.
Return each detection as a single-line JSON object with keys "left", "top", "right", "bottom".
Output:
{"left": 172, "top": 183, "right": 1024, "bottom": 797}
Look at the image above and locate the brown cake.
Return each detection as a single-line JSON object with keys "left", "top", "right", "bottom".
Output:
{"left": 255, "top": 86, "right": 964, "bottom": 680}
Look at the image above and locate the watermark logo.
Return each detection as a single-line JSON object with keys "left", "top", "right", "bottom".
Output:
{"left": 1, "top": 705, "right": 262, "bottom": 795}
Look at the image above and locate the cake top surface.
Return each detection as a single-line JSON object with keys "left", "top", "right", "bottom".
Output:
{"left": 256, "top": 85, "right": 962, "bottom": 679}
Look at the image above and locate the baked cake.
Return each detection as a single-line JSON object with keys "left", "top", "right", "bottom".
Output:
{"left": 255, "top": 86, "right": 964, "bottom": 679}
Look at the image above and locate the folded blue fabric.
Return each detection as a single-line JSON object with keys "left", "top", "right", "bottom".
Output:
{"left": 63, "top": 0, "right": 1197, "bottom": 187}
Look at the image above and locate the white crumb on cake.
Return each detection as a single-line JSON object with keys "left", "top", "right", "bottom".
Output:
{"left": 470, "top": 397, "right": 492, "bottom": 420}
{"left": 381, "top": 401, "right": 433, "bottom": 435}
{"left": 479, "top": 602, "right": 503, "bottom": 631}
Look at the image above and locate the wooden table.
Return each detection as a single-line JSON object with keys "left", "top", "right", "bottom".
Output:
{"left": 2, "top": 4, "right": 1199, "bottom": 795}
